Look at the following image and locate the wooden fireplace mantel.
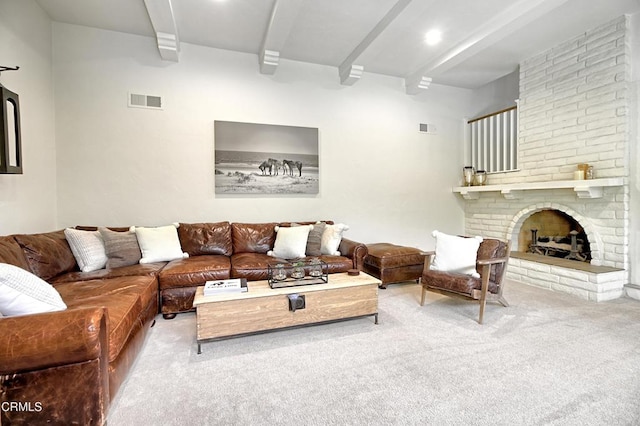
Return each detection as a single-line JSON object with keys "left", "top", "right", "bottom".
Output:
{"left": 452, "top": 177, "right": 624, "bottom": 200}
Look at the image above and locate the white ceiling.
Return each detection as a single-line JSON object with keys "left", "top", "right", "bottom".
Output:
{"left": 35, "top": 0, "right": 640, "bottom": 91}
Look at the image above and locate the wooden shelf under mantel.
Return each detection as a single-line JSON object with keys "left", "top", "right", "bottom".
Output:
{"left": 452, "top": 177, "right": 624, "bottom": 200}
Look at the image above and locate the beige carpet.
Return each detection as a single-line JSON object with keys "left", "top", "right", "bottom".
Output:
{"left": 108, "top": 280, "right": 640, "bottom": 425}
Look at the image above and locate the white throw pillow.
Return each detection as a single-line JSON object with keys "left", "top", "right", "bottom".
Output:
{"left": 133, "top": 224, "right": 188, "bottom": 264}
{"left": 0, "top": 263, "right": 67, "bottom": 317}
{"left": 64, "top": 228, "right": 108, "bottom": 272}
{"left": 321, "top": 223, "right": 349, "bottom": 256}
{"left": 430, "top": 230, "right": 482, "bottom": 278}
{"left": 268, "top": 225, "right": 313, "bottom": 259}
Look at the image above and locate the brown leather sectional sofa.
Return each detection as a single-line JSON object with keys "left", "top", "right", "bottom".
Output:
{"left": 0, "top": 221, "right": 367, "bottom": 425}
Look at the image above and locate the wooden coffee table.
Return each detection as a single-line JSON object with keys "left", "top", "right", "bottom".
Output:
{"left": 192, "top": 272, "right": 380, "bottom": 353}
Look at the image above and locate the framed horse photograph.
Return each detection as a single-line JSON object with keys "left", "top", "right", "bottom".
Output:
{"left": 214, "top": 120, "right": 319, "bottom": 195}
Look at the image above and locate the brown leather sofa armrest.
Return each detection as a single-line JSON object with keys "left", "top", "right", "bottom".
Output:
{"left": 339, "top": 238, "right": 368, "bottom": 270}
{"left": 0, "top": 307, "right": 108, "bottom": 374}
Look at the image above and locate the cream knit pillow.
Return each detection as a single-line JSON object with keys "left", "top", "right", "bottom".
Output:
{"left": 64, "top": 228, "right": 108, "bottom": 272}
{"left": 0, "top": 263, "right": 67, "bottom": 317}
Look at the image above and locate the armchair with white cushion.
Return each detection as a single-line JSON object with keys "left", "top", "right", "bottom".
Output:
{"left": 420, "top": 231, "right": 511, "bottom": 324}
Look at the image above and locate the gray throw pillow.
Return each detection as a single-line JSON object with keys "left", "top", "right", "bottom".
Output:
{"left": 98, "top": 227, "right": 142, "bottom": 268}
{"left": 305, "top": 222, "right": 326, "bottom": 256}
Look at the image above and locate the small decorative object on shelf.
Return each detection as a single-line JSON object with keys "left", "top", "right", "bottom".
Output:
{"left": 267, "top": 259, "right": 328, "bottom": 288}
{"left": 575, "top": 163, "right": 589, "bottom": 180}
{"left": 474, "top": 170, "right": 487, "bottom": 186}
{"left": 585, "top": 165, "right": 594, "bottom": 180}
{"left": 463, "top": 166, "right": 475, "bottom": 187}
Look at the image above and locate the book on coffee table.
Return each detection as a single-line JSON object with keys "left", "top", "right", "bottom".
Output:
{"left": 204, "top": 278, "right": 248, "bottom": 296}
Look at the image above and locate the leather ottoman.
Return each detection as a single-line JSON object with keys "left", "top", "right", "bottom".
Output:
{"left": 363, "top": 243, "right": 426, "bottom": 289}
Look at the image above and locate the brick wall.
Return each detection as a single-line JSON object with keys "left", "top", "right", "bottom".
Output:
{"left": 491, "top": 15, "right": 629, "bottom": 185}
{"left": 462, "top": 16, "right": 631, "bottom": 301}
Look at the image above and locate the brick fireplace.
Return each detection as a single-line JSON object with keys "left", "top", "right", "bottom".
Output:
{"left": 505, "top": 190, "right": 627, "bottom": 301}
{"left": 459, "top": 16, "right": 631, "bottom": 301}
{"left": 457, "top": 182, "right": 627, "bottom": 301}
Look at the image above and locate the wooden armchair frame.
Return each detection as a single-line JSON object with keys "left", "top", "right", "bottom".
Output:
{"left": 420, "top": 239, "right": 511, "bottom": 324}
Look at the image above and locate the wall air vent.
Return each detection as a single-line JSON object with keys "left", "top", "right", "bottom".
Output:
{"left": 419, "top": 123, "right": 437, "bottom": 134}
{"left": 128, "top": 93, "right": 163, "bottom": 110}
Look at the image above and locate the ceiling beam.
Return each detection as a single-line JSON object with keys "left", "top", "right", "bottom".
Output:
{"left": 404, "top": 76, "right": 432, "bottom": 95}
{"left": 339, "top": 65, "right": 364, "bottom": 86}
{"left": 259, "top": 0, "right": 304, "bottom": 74}
{"left": 338, "top": 0, "right": 412, "bottom": 86}
{"left": 404, "top": 0, "right": 570, "bottom": 94}
{"left": 144, "top": 0, "right": 180, "bottom": 62}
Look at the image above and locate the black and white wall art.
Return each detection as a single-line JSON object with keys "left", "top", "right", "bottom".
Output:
{"left": 214, "top": 121, "right": 319, "bottom": 195}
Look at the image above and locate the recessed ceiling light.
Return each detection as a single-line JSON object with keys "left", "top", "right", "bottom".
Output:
{"left": 425, "top": 29, "right": 442, "bottom": 46}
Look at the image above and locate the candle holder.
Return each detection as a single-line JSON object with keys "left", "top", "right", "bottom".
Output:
{"left": 291, "top": 262, "right": 305, "bottom": 279}
{"left": 309, "top": 257, "right": 323, "bottom": 277}
{"left": 463, "top": 166, "right": 475, "bottom": 187}
{"left": 474, "top": 170, "right": 487, "bottom": 186}
{"left": 273, "top": 264, "right": 287, "bottom": 281}
{"left": 267, "top": 259, "right": 328, "bottom": 288}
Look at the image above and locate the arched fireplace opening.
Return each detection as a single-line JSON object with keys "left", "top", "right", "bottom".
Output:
{"left": 518, "top": 209, "right": 591, "bottom": 262}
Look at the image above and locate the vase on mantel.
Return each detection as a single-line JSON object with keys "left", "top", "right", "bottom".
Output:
{"left": 586, "top": 166, "right": 594, "bottom": 180}
{"left": 474, "top": 170, "right": 487, "bottom": 186}
{"left": 463, "top": 166, "right": 475, "bottom": 186}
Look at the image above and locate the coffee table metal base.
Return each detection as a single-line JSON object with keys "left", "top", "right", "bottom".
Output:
{"left": 196, "top": 312, "right": 378, "bottom": 354}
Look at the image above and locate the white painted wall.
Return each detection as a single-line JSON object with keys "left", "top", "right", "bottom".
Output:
{"left": 469, "top": 68, "right": 520, "bottom": 118}
{"left": 0, "top": 0, "right": 57, "bottom": 234}
{"left": 52, "top": 23, "right": 472, "bottom": 250}
{"left": 464, "top": 69, "right": 520, "bottom": 172}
